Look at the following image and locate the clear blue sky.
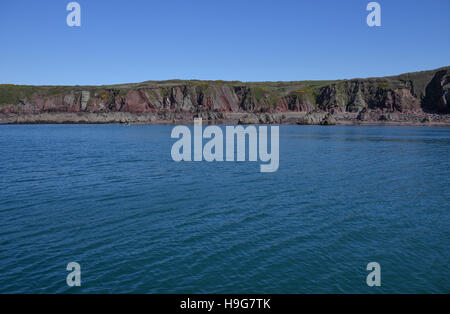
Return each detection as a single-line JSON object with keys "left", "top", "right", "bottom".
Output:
{"left": 0, "top": 0, "right": 449, "bottom": 85}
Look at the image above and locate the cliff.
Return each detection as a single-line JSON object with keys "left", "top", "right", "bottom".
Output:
{"left": 1, "top": 66, "right": 449, "bottom": 125}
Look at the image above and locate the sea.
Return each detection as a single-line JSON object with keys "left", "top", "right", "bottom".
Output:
{"left": 0, "top": 124, "right": 448, "bottom": 293}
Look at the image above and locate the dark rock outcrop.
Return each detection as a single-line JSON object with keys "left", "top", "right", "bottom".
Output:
{"left": 422, "top": 70, "right": 450, "bottom": 113}
{"left": 297, "top": 110, "right": 336, "bottom": 125}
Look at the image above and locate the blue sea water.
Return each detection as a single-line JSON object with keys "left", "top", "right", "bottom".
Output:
{"left": 0, "top": 124, "right": 449, "bottom": 294}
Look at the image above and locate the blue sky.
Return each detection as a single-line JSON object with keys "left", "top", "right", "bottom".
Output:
{"left": 0, "top": 0, "right": 449, "bottom": 85}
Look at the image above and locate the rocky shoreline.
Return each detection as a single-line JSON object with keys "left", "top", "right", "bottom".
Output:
{"left": 1, "top": 111, "right": 449, "bottom": 126}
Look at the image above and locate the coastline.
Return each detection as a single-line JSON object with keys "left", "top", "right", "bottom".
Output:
{"left": 2, "top": 67, "right": 449, "bottom": 128}
{"left": 1, "top": 111, "right": 450, "bottom": 127}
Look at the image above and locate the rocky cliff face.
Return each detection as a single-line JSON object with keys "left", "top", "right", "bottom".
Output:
{"left": 1, "top": 67, "right": 449, "bottom": 120}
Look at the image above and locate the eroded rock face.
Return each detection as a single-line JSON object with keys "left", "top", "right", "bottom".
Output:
{"left": 274, "top": 95, "right": 315, "bottom": 112}
{"left": 122, "top": 90, "right": 155, "bottom": 113}
{"left": 423, "top": 69, "right": 450, "bottom": 113}
{"left": 389, "top": 89, "right": 421, "bottom": 112}
{"left": 317, "top": 80, "right": 422, "bottom": 113}
{"left": 64, "top": 94, "right": 75, "bottom": 107}
{"left": 1, "top": 67, "right": 449, "bottom": 120}
{"left": 81, "top": 91, "right": 90, "bottom": 111}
